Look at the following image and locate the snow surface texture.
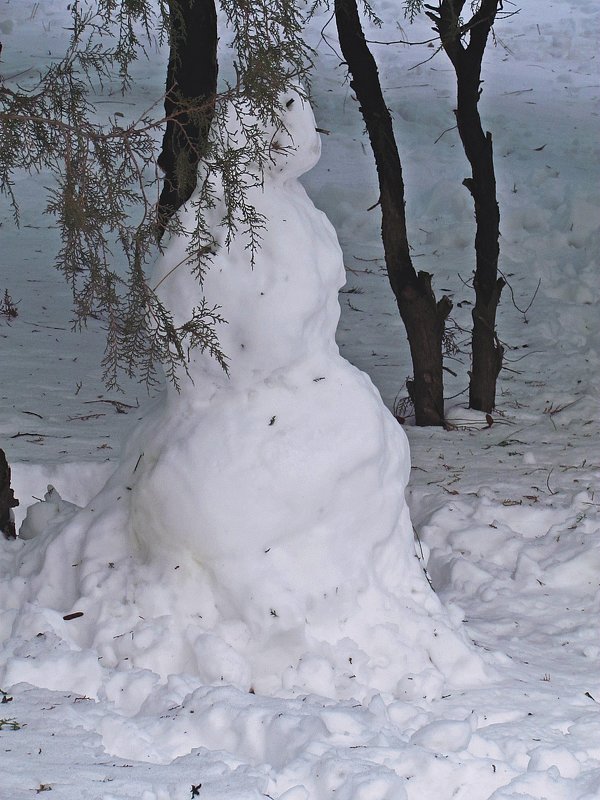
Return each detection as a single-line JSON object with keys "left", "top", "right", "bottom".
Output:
{"left": 1, "top": 0, "right": 599, "bottom": 798}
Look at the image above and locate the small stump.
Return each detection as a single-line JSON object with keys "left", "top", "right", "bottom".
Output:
{"left": 0, "top": 448, "right": 19, "bottom": 539}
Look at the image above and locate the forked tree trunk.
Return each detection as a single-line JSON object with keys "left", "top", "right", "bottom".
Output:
{"left": 428, "top": 0, "right": 505, "bottom": 413}
{"left": 157, "top": 0, "right": 218, "bottom": 236}
{"left": 335, "top": 0, "right": 451, "bottom": 426}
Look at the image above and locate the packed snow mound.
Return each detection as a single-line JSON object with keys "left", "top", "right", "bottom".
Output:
{"left": 0, "top": 94, "right": 489, "bottom": 720}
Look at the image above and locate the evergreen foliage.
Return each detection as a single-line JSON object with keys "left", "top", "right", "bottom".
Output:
{"left": 0, "top": 0, "right": 311, "bottom": 390}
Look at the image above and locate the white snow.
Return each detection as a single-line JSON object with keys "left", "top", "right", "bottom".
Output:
{"left": 1, "top": 1, "right": 599, "bottom": 798}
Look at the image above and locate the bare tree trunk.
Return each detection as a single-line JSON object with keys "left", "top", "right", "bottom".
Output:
{"left": 335, "top": 0, "right": 451, "bottom": 426}
{"left": 0, "top": 448, "right": 18, "bottom": 539}
{"left": 157, "top": 0, "right": 218, "bottom": 237}
{"left": 428, "top": 0, "right": 505, "bottom": 413}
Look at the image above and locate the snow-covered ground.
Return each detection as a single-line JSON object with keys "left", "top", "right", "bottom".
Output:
{"left": 0, "top": 1, "right": 599, "bottom": 798}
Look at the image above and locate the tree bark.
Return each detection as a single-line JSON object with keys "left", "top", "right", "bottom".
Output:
{"left": 0, "top": 448, "right": 18, "bottom": 539}
{"left": 428, "top": 0, "right": 505, "bottom": 412}
{"left": 157, "top": 0, "right": 218, "bottom": 237}
{"left": 335, "top": 0, "right": 451, "bottom": 426}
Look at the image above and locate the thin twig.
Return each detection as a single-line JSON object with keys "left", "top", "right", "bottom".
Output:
{"left": 409, "top": 43, "right": 444, "bottom": 71}
{"left": 499, "top": 270, "right": 541, "bottom": 317}
{"left": 83, "top": 399, "right": 139, "bottom": 413}
{"left": 546, "top": 469, "right": 558, "bottom": 496}
{"left": 10, "top": 432, "right": 71, "bottom": 439}
{"left": 366, "top": 35, "right": 439, "bottom": 46}
{"left": 435, "top": 124, "right": 457, "bottom": 144}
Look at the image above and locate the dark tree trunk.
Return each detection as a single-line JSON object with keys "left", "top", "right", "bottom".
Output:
{"left": 157, "top": 0, "right": 218, "bottom": 237}
{"left": 0, "top": 448, "right": 18, "bottom": 539}
{"left": 428, "top": 0, "right": 505, "bottom": 413}
{"left": 334, "top": 0, "right": 451, "bottom": 426}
